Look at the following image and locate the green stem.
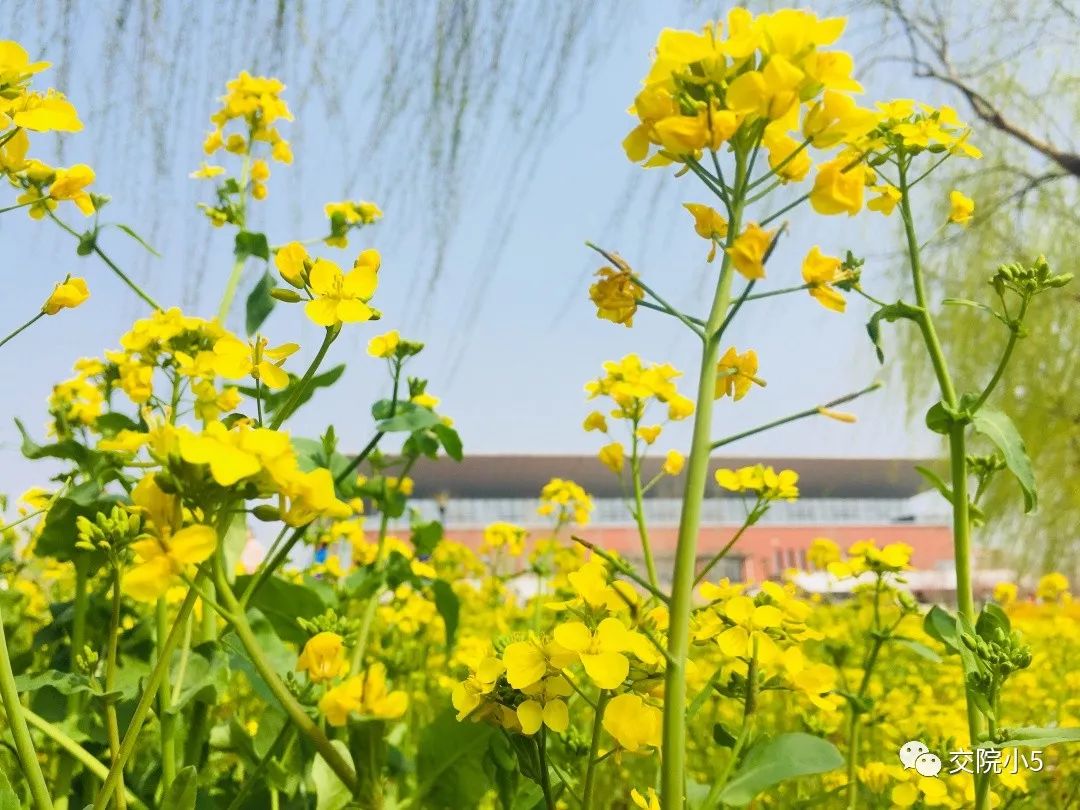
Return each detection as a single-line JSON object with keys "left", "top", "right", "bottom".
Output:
{"left": 155, "top": 599, "right": 177, "bottom": 790}
{"left": 537, "top": 731, "right": 557, "bottom": 810}
{"left": 46, "top": 212, "right": 162, "bottom": 310}
{"left": 709, "top": 382, "right": 882, "bottom": 450}
{"left": 213, "top": 561, "right": 359, "bottom": 793}
{"left": 0, "top": 196, "right": 51, "bottom": 215}
{"left": 217, "top": 254, "right": 248, "bottom": 323}
{"left": 105, "top": 572, "right": 126, "bottom": 810}
{"left": 630, "top": 437, "right": 660, "bottom": 590}
{"left": 22, "top": 709, "right": 147, "bottom": 810}
{"left": 898, "top": 157, "right": 984, "bottom": 807}
{"left": 971, "top": 298, "right": 1028, "bottom": 412}
{"left": 581, "top": 692, "right": 610, "bottom": 810}
{"left": 0, "top": 602, "right": 54, "bottom": 809}
{"left": 661, "top": 149, "right": 748, "bottom": 810}
{"left": 693, "top": 518, "right": 754, "bottom": 586}
{"left": 92, "top": 584, "right": 200, "bottom": 810}
{"left": 0, "top": 312, "right": 45, "bottom": 350}
{"left": 269, "top": 328, "right": 337, "bottom": 429}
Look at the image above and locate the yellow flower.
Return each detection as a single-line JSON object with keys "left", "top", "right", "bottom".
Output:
{"left": 589, "top": 264, "right": 638, "bottom": 327}
{"left": 274, "top": 241, "right": 309, "bottom": 288}
{"left": 452, "top": 657, "right": 505, "bottom": 720}
{"left": 715, "top": 466, "right": 798, "bottom": 500}
{"left": 482, "top": 522, "right": 527, "bottom": 556}
{"left": 1036, "top": 572, "right": 1070, "bottom": 603}
{"left": 807, "top": 538, "right": 841, "bottom": 570}
{"left": 189, "top": 162, "right": 225, "bottom": 179}
{"left": 213, "top": 336, "right": 298, "bottom": 389}
{"left": 177, "top": 421, "right": 262, "bottom": 486}
{"left": 801, "top": 247, "right": 847, "bottom": 313}
{"left": 810, "top": 156, "right": 867, "bottom": 216}
{"left": 123, "top": 477, "right": 217, "bottom": 603}
{"left": 318, "top": 663, "right": 407, "bottom": 726}
{"left": 725, "top": 223, "right": 774, "bottom": 280}
{"left": 367, "top": 330, "right": 400, "bottom": 358}
{"left": 636, "top": 425, "right": 661, "bottom": 445}
{"left": 993, "top": 581, "right": 1018, "bottom": 606}
{"left": 948, "top": 189, "right": 974, "bottom": 225}
{"left": 296, "top": 632, "right": 348, "bottom": 683}
{"left": 582, "top": 411, "right": 608, "bottom": 432}
{"left": 516, "top": 675, "right": 572, "bottom": 735}
{"left": 725, "top": 55, "right": 804, "bottom": 121}
{"left": 662, "top": 450, "right": 684, "bottom": 476}
{"left": 603, "top": 693, "right": 661, "bottom": 752}
{"left": 553, "top": 618, "right": 632, "bottom": 689}
{"left": 598, "top": 442, "right": 624, "bottom": 473}
{"left": 49, "top": 164, "right": 95, "bottom": 215}
{"left": 715, "top": 347, "right": 763, "bottom": 400}
{"left": 502, "top": 638, "right": 575, "bottom": 690}
{"left": 411, "top": 392, "right": 440, "bottom": 410}
{"left": 304, "top": 251, "right": 379, "bottom": 327}
{"left": 867, "top": 185, "right": 901, "bottom": 216}
{"left": 42, "top": 276, "right": 89, "bottom": 315}
{"left": 631, "top": 788, "right": 660, "bottom": 810}
{"left": 11, "top": 89, "right": 83, "bottom": 132}
{"left": 762, "top": 126, "right": 811, "bottom": 182}
{"left": 683, "top": 203, "right": 727, "bottom": 261}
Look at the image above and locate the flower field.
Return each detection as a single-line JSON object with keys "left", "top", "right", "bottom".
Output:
{"left": 0, "top": 8, "right": 1077, "bottom": 810}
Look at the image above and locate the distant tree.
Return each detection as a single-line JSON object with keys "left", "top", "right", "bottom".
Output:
{"left": 865, "top": 0, "right": 1079, "bottom": 576}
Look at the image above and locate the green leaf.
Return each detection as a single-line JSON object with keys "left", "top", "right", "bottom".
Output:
{"left": 0, "top": 771, "right": 19, "bottom": 810}
{"left": 925, "top": 400, "right": 961, "bottom": 435}
{"left": 377, "top": 403, "right": 441, "bottom": 433}
{"left": 15, "top": 669, "right": 128, "bottom": 701}
{"left": 233, "top": 576, "right": 331, "bottom": 645}
{"left": 168, "top": 643, "right": 230, "bottom": 711}
{"left": 971, "top": 408, "right": 1038, "bottom": 512}
{"left": 716, "top": 732, "right": 844, "bottom": 806}
{"left": 234, "top": 230, "right": 270, "bottom": 261}
{"left": 432, "top": 423, "right": 463, "bottom": 461}
{"left": 17, "top": 418, "right": 90, "bottom": 465}
{"left": 245, "top": 270, "right": 276, "bottom": 335}
{"left": 893, "top": 637, "right": 943, "bottom": 663}
{"left": 113, "top": 223, "right": 161, "bottom": 257}
{"left": 990, "top": 727, "right": 1080, "bottom": 749}
{"left": 311, "top": 739, "right": 353, "bottom": 810}
{"left": 432, "top": 580, "right": 460, "bottom": 649}
{"left": 922, "top": 606, "right": 959, "bottom": 653}
{"left": 417, "top": 709, "right": 495, "bottom": 808}
{"left": 713, "top": 723, "right": 738, "bottom": 747}
{"left": 36, "top": 486, "right": 118, "bottom": 562}
{"left": 976, "top": 603, "right": 1011, "bottom": 642}
{"left": 942, "top": 298, "right": 995, "bottom": 315}
{"left": 866, "top": 301, "right": 922, "bottom": 364}
{"left": 411, "top": 520, "right": 443, "bottom": 557}
{"left": 160, "top": 766, "right": 198, "bottom": 810}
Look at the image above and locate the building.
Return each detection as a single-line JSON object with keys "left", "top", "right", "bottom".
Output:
{"left": 390, "top": 454, "right": 957, "bottom": 586}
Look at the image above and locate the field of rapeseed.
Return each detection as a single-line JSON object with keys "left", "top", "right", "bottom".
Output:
{"left": 0, "top": 9, "right": 1076, "bottom": 810}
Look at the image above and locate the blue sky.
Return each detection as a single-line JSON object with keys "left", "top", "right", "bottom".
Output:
{"left": 1, "top": 4, "right": 964, "bottom": 500}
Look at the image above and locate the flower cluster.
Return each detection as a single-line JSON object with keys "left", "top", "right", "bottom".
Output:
{"left": 1, "top": 41, "right": 96, "bottom": 219}
{"left": 274, "top": 243, "right": 382, "bottom": 328}
{"left": 295, "top": 632, "right": 408, "bottom": 726}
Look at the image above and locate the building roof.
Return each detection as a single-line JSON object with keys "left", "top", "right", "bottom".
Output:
{"left": 405, "top": 454, "right": 936, "bottom": 499}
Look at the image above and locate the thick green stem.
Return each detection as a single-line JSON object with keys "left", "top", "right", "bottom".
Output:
{"left": 216, "top": 255, "right": 247, "bottom": 323}
{"left": 92, "top": 585, "right": 200, "bottom": 810}
{"left": 155, "top": 599, "right": 177, "bottom": 790}
{"left": 22, "top": 709, "right": 147, "bottom": 810}
{"left": 213, "top": 562, "right": 359, "bottom": 794}
{"left": 105, "top": 573, "right": 126, "bottom": 810}
{"left": 898, "top": 157, "right": 984, "bottom": 807}
{"left": 660, "top": 150, "right": 748, "bottom": 810}
{"left": 581, "top": 692, "right": 610, "bottom": 809}
{"left": 0, "top": 602, "right": 54, "bottom": 810}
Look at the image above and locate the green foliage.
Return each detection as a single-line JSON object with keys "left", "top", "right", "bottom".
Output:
{"left": 245, "top": 270, "right": 277, "bottom": 335}
{"left": 716, "top": 733, "right": 844, "bottom": 806}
